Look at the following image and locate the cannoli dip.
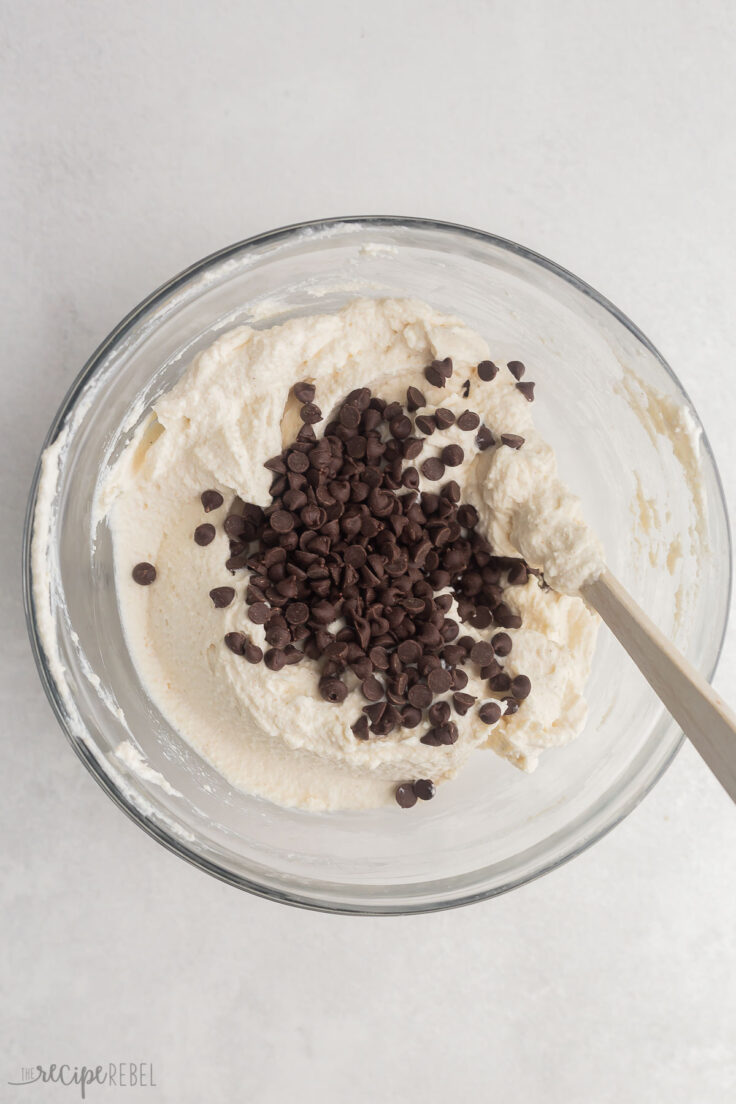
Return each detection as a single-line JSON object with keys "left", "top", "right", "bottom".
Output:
{"left": 101, "top": 299, "right": 603, "bottom": 810}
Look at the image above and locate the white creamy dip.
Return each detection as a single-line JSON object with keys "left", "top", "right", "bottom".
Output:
{"left": 100, "top": 298, "right": 603, "bottom": 809}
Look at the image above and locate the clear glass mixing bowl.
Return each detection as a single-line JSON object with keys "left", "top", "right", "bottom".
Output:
{"left": 23, "top": 217, "right": 731, "bottom": 914}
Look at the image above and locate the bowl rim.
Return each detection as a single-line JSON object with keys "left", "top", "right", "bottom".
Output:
{"left": 22, "top": 215, "right": 733, "bottom": 915}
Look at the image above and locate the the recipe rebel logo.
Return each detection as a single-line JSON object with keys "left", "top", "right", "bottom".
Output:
{"left": 8, "top": 1062, "right": 157, "bottom": 1098}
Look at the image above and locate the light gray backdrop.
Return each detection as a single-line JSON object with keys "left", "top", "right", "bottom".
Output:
{"left": 2, "top": 2, "right": 735, "bottom": 1101}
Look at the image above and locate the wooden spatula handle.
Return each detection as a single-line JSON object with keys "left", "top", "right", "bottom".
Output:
{"left": 583, "top": 570, "right": 736, "bottom": 803}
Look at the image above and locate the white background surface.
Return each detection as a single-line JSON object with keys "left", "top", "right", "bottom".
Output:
{"left": 2, "top": 2, "right": 735, "bottom": 1101}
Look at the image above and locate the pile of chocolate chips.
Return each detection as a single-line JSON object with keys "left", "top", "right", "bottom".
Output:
{"left": 219, "top": 360, "right": 535, "bottom": 805}
{"left": 134, "top": 358, "right": 538, "bottom": 809}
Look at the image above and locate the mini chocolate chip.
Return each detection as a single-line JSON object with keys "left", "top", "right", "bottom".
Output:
{"left": 244, "top": 641, "right": 263, "bottom": 663}
{"left": 210, "top": 586, "right": 235, "bottom": 608}
{"left": 194, "top": 523, "right": 216, "bottom": 546}
{"left": 343, "top": 546, "right": 366, "bottom": 569}
{"left": 470, "top": 609, "right": 493, "bottom": 636}
{"left": 418, "top": 654, "right": 441, "bottom": 676}
{"left": 265, "top": 622, "right": 290, "bottom": 648}
{"left": 470, "top": 641, "right": 494, "bottom": 666}
{"left": 516, "top": 381, "right": 535, "bottom": 402}
{"left": 283, "top": 489, "right": 308, "bottom": 512}
{"left": 489, "top": 672, "right": 511, "bottom": 693}
{"left": 494, "top": 603, "right": 522, "bottom": 629}
{"left": 500, "top": 434, "right": 525, "bottom": 450}
{"left": 419, "top": 729, "right": 441, "bottom": 746}
{"left": 132, "top": 562, "right": 156, "bottom": 585}
{"left": 461, "top": 570, "right": 482, "bottom": 596}
{"left": 413, "top": 779, "right": 435, "bottom": 801}
{"left": 312, "top": 600, "right": 336, "bottom": 624}
{"left": 454, "top": 505, "right": 478, "bottom": 532}
{"left": 387, "top": 674, "right": 408, "bottom": 704}
{"left": 424, "top": 362, "right": 446, "bottom": 388}
{"left": 287, "top": 451, "right": 310, "bottom": 473}
{"left": 477, "top": 360, "right": 498, "bottom": 381}
{"left": 434, "top": 408, "right": 455, "bottom": 430}
{"left": 476, "top": 425, "right": 494, "bottom": 450}
{"left": 300, "top": 402, "right": 323, "bottom": 424}
{"left": 451, "top": 668, "right": 469, "bottom": 690}
{"left": 374, "top": 704, "right": 400, "bottom": 736}
{"left": 406, "top": 386, "right": 426, "bottom": 411}
{"left": 421, "top": 457, "right": 445, "bottom": 481}
{"left": 361, "top": 675, "right": 384, "bottom": 701}
{"left": 201, "top": 489, "right": 224, "bottom": 512}
{"left": 408, "top": 682, "right": 432, "bottom": 709}
{"left": 285, "top": 602, "right": 309, "bottom": 624}
{"left": 339, "top": 403, "right": 362, "bottom": 429}
{"left": 397, "top": 640, "right": 421, "bottom": 664}
{"left": 366, "top": 439, "right": 387, "bottom": 466}
{"left": 491, "top": 632, "right": 513, "bottom": 656}
{"left": 418, "top": 624, "right": 442, "bottom": 648}
{"left": 224, "top": 514, "right": 247, "bottom": 539}
{"left": 507, "top": 562, "right": 528, "bottom": 586}
{"left": 265, "top": 649, "right": 286, "bottom": 671}
{"left": 505, "top": 700, "right": 520, "bottom": 715}
{"left": 224, "top": 632, "right": 246, "bottom": 655}
{"left": 422, "top": 721, "right": 458, "bottom": 745}
{"left": 415, "top": 415, "right": 436, "bottom": 436}
{"left": 248, "top": 602, "right": 270, "bottom": 624}
{"left": 511, "top": 675, "right": 532, "bottom": 699}
{"left": 350, "top": 653, "right": 375, "bottom": 680}
{"left": 369, "top": 645, "right": 389, "bottom": 670}
{"left": 242, "top": 502, "right": 264, "bottom": 526}
{"left": 402, "top": 437, "right": 424, "bottom": 461}
{"left": 368, "top": 488, "right": 394, "bottom": 517}
{"left": 478, "top": 701, "right": 502, "bottom": 724}
{"left": 507, "top": 360, "right": 525, "bottom": 380}
{"left": 396, "top": 783, "right": 417, "bottom": 808}
{"left": 346, "top": 386, "right": 372, "bottom": 410}
{"left": 456, "top": 410, "right": 480, "bottom": 431}
{"left": 352, "top": 716, "right": 370, "bottom": 740}
{"left": 325, "top": 641, "right": 348, "bottom": 662}
{"left": 294, "top": 381, "right": 316, "bottom": 403}
{"left": 270, "top": 510, "right": 295, "bottom": 533}
{"left": 441, "top": 444, "right": 464, "bottom": 467}
{"left": 401, "top": 706, "right": 422, "bottom": 728}
{"left": 319, "top": 676, "right": 348, "bottom": 703}
{"left": 390, "top": 415, "right": 413, "bottom": 439}
{"left": 363, "top": 701, "right": 386, "bottom": 722}
{"left": 456, "top": 597, "right": 473, "bottom": 621}
{"left": 352, "top": 656, "right": 373, "bottom": 680}
{"left": 452, "top": 692, "right": 476, "bottom": 716}
{"left": 297, "top": 423, "right": 316, "bottom": 442}
{"left": 300, "top": 505, "right": 324, "bottom": 528}
{"left": 427, "top": 667, "right": 453, "bottom": 694}
{"left": 428, "top": 701, "right": 451, "bottom": 725}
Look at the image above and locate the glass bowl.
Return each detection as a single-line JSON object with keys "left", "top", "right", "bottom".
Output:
{"left": 24, "top": 217, "right": 731, "bottom": 914}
